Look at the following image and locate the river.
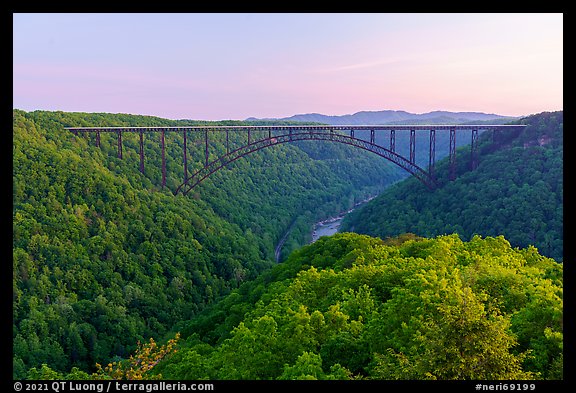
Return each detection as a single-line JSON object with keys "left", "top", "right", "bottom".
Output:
{"left": 311, "top": 196, "right": 375, "bottom": 243}
{"left": 311, "top": 216, "right": 345, "bottom": 243}
{"left": 274, "top": 195, "right": 376, "bottom": 262}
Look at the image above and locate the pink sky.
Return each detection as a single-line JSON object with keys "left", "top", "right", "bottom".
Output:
{"left": 13, "top": 13, "right": 563, "bottom": 120}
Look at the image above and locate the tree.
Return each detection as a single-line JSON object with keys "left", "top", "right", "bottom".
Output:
{"left": 279, "top": 352, "right": 326, "bottom": 380}
{"left": 92, "top": 333, "right": 179, "bottom": 380}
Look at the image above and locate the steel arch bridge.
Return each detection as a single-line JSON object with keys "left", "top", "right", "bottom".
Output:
{"left": 65, "top": 124, "right": 525, "bottom": 195}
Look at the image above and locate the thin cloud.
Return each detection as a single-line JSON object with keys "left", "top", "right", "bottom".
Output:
{"left": 318, "top": 57, "right": 414, "bottom": 73}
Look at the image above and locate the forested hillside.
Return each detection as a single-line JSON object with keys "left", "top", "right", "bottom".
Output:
{"left": 157, "top": 233, "right": 563, "bottom": 380}
{"left": 25, "top": 233, "right": 563, "bottom": 380}
{"left": 341, "top": 111, "right": 563, "bottom": 262}
{"left": 12, "top": 110, "right": 402, "bottom": 378}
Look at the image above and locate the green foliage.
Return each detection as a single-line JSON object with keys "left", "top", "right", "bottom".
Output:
{"left": 13, "top": 109, "right": 397, "bottom": 378}
{"left": 158, "top": 233, "right": 562, "bottom": 380}
{"left": 341, "top": 111, "right": 563, "bottom": 262}
{"left": 279, "top": 352, "right": 350, "bottom": 380}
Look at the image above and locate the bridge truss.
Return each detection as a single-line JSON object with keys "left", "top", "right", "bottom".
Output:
{"left": 65, "top": 124, "right": 525, "bottom": 195}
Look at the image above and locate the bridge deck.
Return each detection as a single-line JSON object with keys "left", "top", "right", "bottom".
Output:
{"left": 66, "top": 124, "right": 525, "bottom": 132}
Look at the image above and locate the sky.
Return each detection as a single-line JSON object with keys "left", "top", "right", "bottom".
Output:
{"left": 13, "top": 13, "right": 563, "bottom": 121}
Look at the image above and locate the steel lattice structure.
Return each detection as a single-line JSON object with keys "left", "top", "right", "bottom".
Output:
{"left": 65, "top": 124, "right": 526, "bottom": 195}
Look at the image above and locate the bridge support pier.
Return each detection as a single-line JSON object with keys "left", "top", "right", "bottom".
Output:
{"left": 139, "top": 131, "right": 145, "bottom": 173}
{"left": 161, "top": 129, "right": 166, "bottom": 188}
{"left": 409, "top": 129, "right": 416, "bottom": 164}
{"left": 449, "top": 128, "right": 456, "bottom": 181}
{"left": 390, "top": 130, "right": 396, "bottom": 152}
{"left": 117, "top": 131, "right": 123, "bottom": 159}
{"left": 205, "top": 129, "right": 209, "bottom": 167}
{"left": 226, "top": 129, "right": 229, "bottom": 155}
{"left": 429, "top": 129, "right": 436, "bottom": 180}
{"left": 470, "top": 128, "right": 479, "bottom": 170}
{"left": 183, "top": 130, "right": 188, "bottom": 182}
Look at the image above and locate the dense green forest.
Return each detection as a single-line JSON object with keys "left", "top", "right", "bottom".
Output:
{"left": 13, "top": 109, "right": 563, "bottom": 381}
{"left": 160, "top": 233, "right": 562, "bottom": 380}
{"left": 341, "top": 111, "right": 563, "bottom": 262}
{"left": 12, "top": 110, "right": 402, "bottom": 378}
{"left": 32, "top": 233, "right": 563, "bottom": 380}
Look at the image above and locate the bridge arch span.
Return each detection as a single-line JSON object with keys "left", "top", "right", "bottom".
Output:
{"left": 175, "top": 130, "right": 434, "bottom": 195}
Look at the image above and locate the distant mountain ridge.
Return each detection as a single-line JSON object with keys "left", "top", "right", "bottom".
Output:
{"left": 246, "top": 110, "right": 517, "bottom": 125}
